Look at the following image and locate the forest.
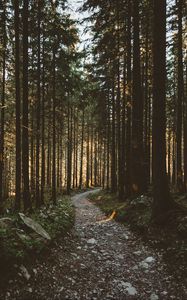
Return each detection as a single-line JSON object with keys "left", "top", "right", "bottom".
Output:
{"left": 0, "top": 0, "right": 187, "bottom": 299}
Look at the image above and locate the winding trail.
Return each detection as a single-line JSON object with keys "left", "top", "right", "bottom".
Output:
{"left": 2, "top": 189, "right": 186, "bottom": 300}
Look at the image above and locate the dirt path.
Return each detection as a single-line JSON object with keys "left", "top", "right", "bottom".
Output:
{"left": 1, "top": 190, "right": 186, "bottom": 300}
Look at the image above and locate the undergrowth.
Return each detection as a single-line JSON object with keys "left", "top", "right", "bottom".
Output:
{"left": 0, "top": 195, "right": 74, "bottom": 287}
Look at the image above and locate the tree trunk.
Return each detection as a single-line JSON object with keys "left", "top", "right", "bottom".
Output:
{"left": 75, "top": 109, "right": 78, "bottom": 188}
{"left": 67, "top": 103, "right": 72, "bottom": 194}
{"left": 94, "top": 131, "right": 98, "bottom": 186}
{"left": 167, "top": 130, "right": 171, "bottom": 183}
{"left": 184, "top": 63, "right": 187, "bottom": 191}
{"left": 118, "top": 53, "right": 126, "bottom": 200}
{"left": 106, "top": 89, "right": 110, "bottom": 190}
{"left": 22, "top": 0, "right": 31, "bottom": 211}
{"left": 0, "top": 1, "right": 6, "bottom": 207}
{"left": 111, "top": 84, "right": 117, "bottom": 192}
{"left": 36, "top": 1, "right": 41, "bottom": 206}
{"left": 86, "top": 124, "right": 90, "bottom": 188}
{"left": 52, "top": 48, "right": 56, "bottom": 204}
{"left": 41, "top": 35, "right": 45, "bottom": 204}
{"left": 152, "top": 0, "right": 172, "bottom": 218}
{"left": 176, "top": 0, "right": 184, "bottom": 192}
{"left": 144, "top": 12, "right": 150, "bottom": 190}
{"left": 131, "top": 0, "right": 144, "bottom": 196}
{"left": 79, "top": 108, "right": 84, "bottom": 189}
{"left": 15, "top": 0, "right": 21, "bottom": 210}
{"left": 90, "top": 123, "right": 94, "bottom": 186}
{"left": 126, "top": 0, "right": 132, "bottom": 197}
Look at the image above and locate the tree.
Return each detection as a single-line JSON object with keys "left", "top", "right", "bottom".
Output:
{"left": 131, "top": 0, "right": 144, "bottom": 196}
{"left": 152, "top": 0, "right": 173, "bottom": 217}
{"left": 176, "top": 0, "right": 184, "bottom": 192}
{"left": 15, "top": 0, "right": 21, "bottom": 210}
{"left": 52, "top": 46, "right": 56, "bottom": 204}
{"left": 0, "top": 0, "right": 6, "bottom": 207}
{"left": 35, "top": 0, "right": 41, "bottom": 206}
{"left": 22, "top": 0, "right": 31, "bottom": 210}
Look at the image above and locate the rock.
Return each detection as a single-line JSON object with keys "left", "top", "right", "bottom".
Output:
{"left": 20, "top": 265, "right": 31, "bottom": 281}
{"left": 68, "top": 277, "right": 76, "bottom": 284}
{"left": 87, "top": 238, "right": 97, "bottom": 245}
{"left": 133, "top": 250, "right": 142, "bottom": 256}
{"left": 114, "top": 280, "right": 138, "bottom": 296}
{"left": 122, "top": 233, "right": 129, "bottom": 240}
{"left": 19, "top": 213, "right": 51, "bottom": 240}
{"left": 121, "top": 282, "right": 137, "bottom": 296}
{"left": 150, "top": 293, "right": 159, "bottom": 300}
{"left": 26, "top": 287, "right": 33, "bottom": 293}
{"left": 161, "top": 291, "right": 167, "bottom": 296}
{"left": 139, "top": 261, "right": 149, "bottom": 269}
{"left": 80, "top": 263, "right": 86, "bottom": 269}
{"left": 33, "top": 268, "right": 37, "bottom": 275}
{"left": 139, "top": 257, "right": 155, "bottom": 269}
{"left": 144, "top": 256, "right": 155, "bottom": 263}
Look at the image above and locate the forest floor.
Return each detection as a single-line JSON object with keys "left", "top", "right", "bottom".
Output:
{"left": 88, "top": 190, "right": 187, "bottom": 288}
{"left": 0, "top": 189, "right": 186, "bottom": 300}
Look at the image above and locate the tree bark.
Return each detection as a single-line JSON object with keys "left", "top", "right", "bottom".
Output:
{"left": 0, "top": 1, "right": 6, "bottom": 207}
{"left": 41, "top": 34, "right": 45, "bottom": 204}
{"left": 111, "top": 84, "right": 117, "bottom": 192}
{"left": 79, "top": 108, "right": 84, "bottom": 189}
{"left": 15, "top": 0, "right": 21, "bottom": 210}
{"left": 36, "top": 1, "right": 41, "bottom": 206}
{"left": 22, "top": 0, "right": 32, "bottom": 211}
{"left": 176, "top": 0, "right": 184, "bottom": 192}
{"left": 86, "top": 124, "right": 90, "bottom": 188}
{"left": 52, "top": 48, "right": 56, "bottom": 204}
{"left": 152, "top": 0, "right": 172, "bottom": 218}
{"left": 131, "top": 0, "right": 144, "bottom": 196}
{"left": 126, "top": 0, "right": 132, "bottom": 197}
